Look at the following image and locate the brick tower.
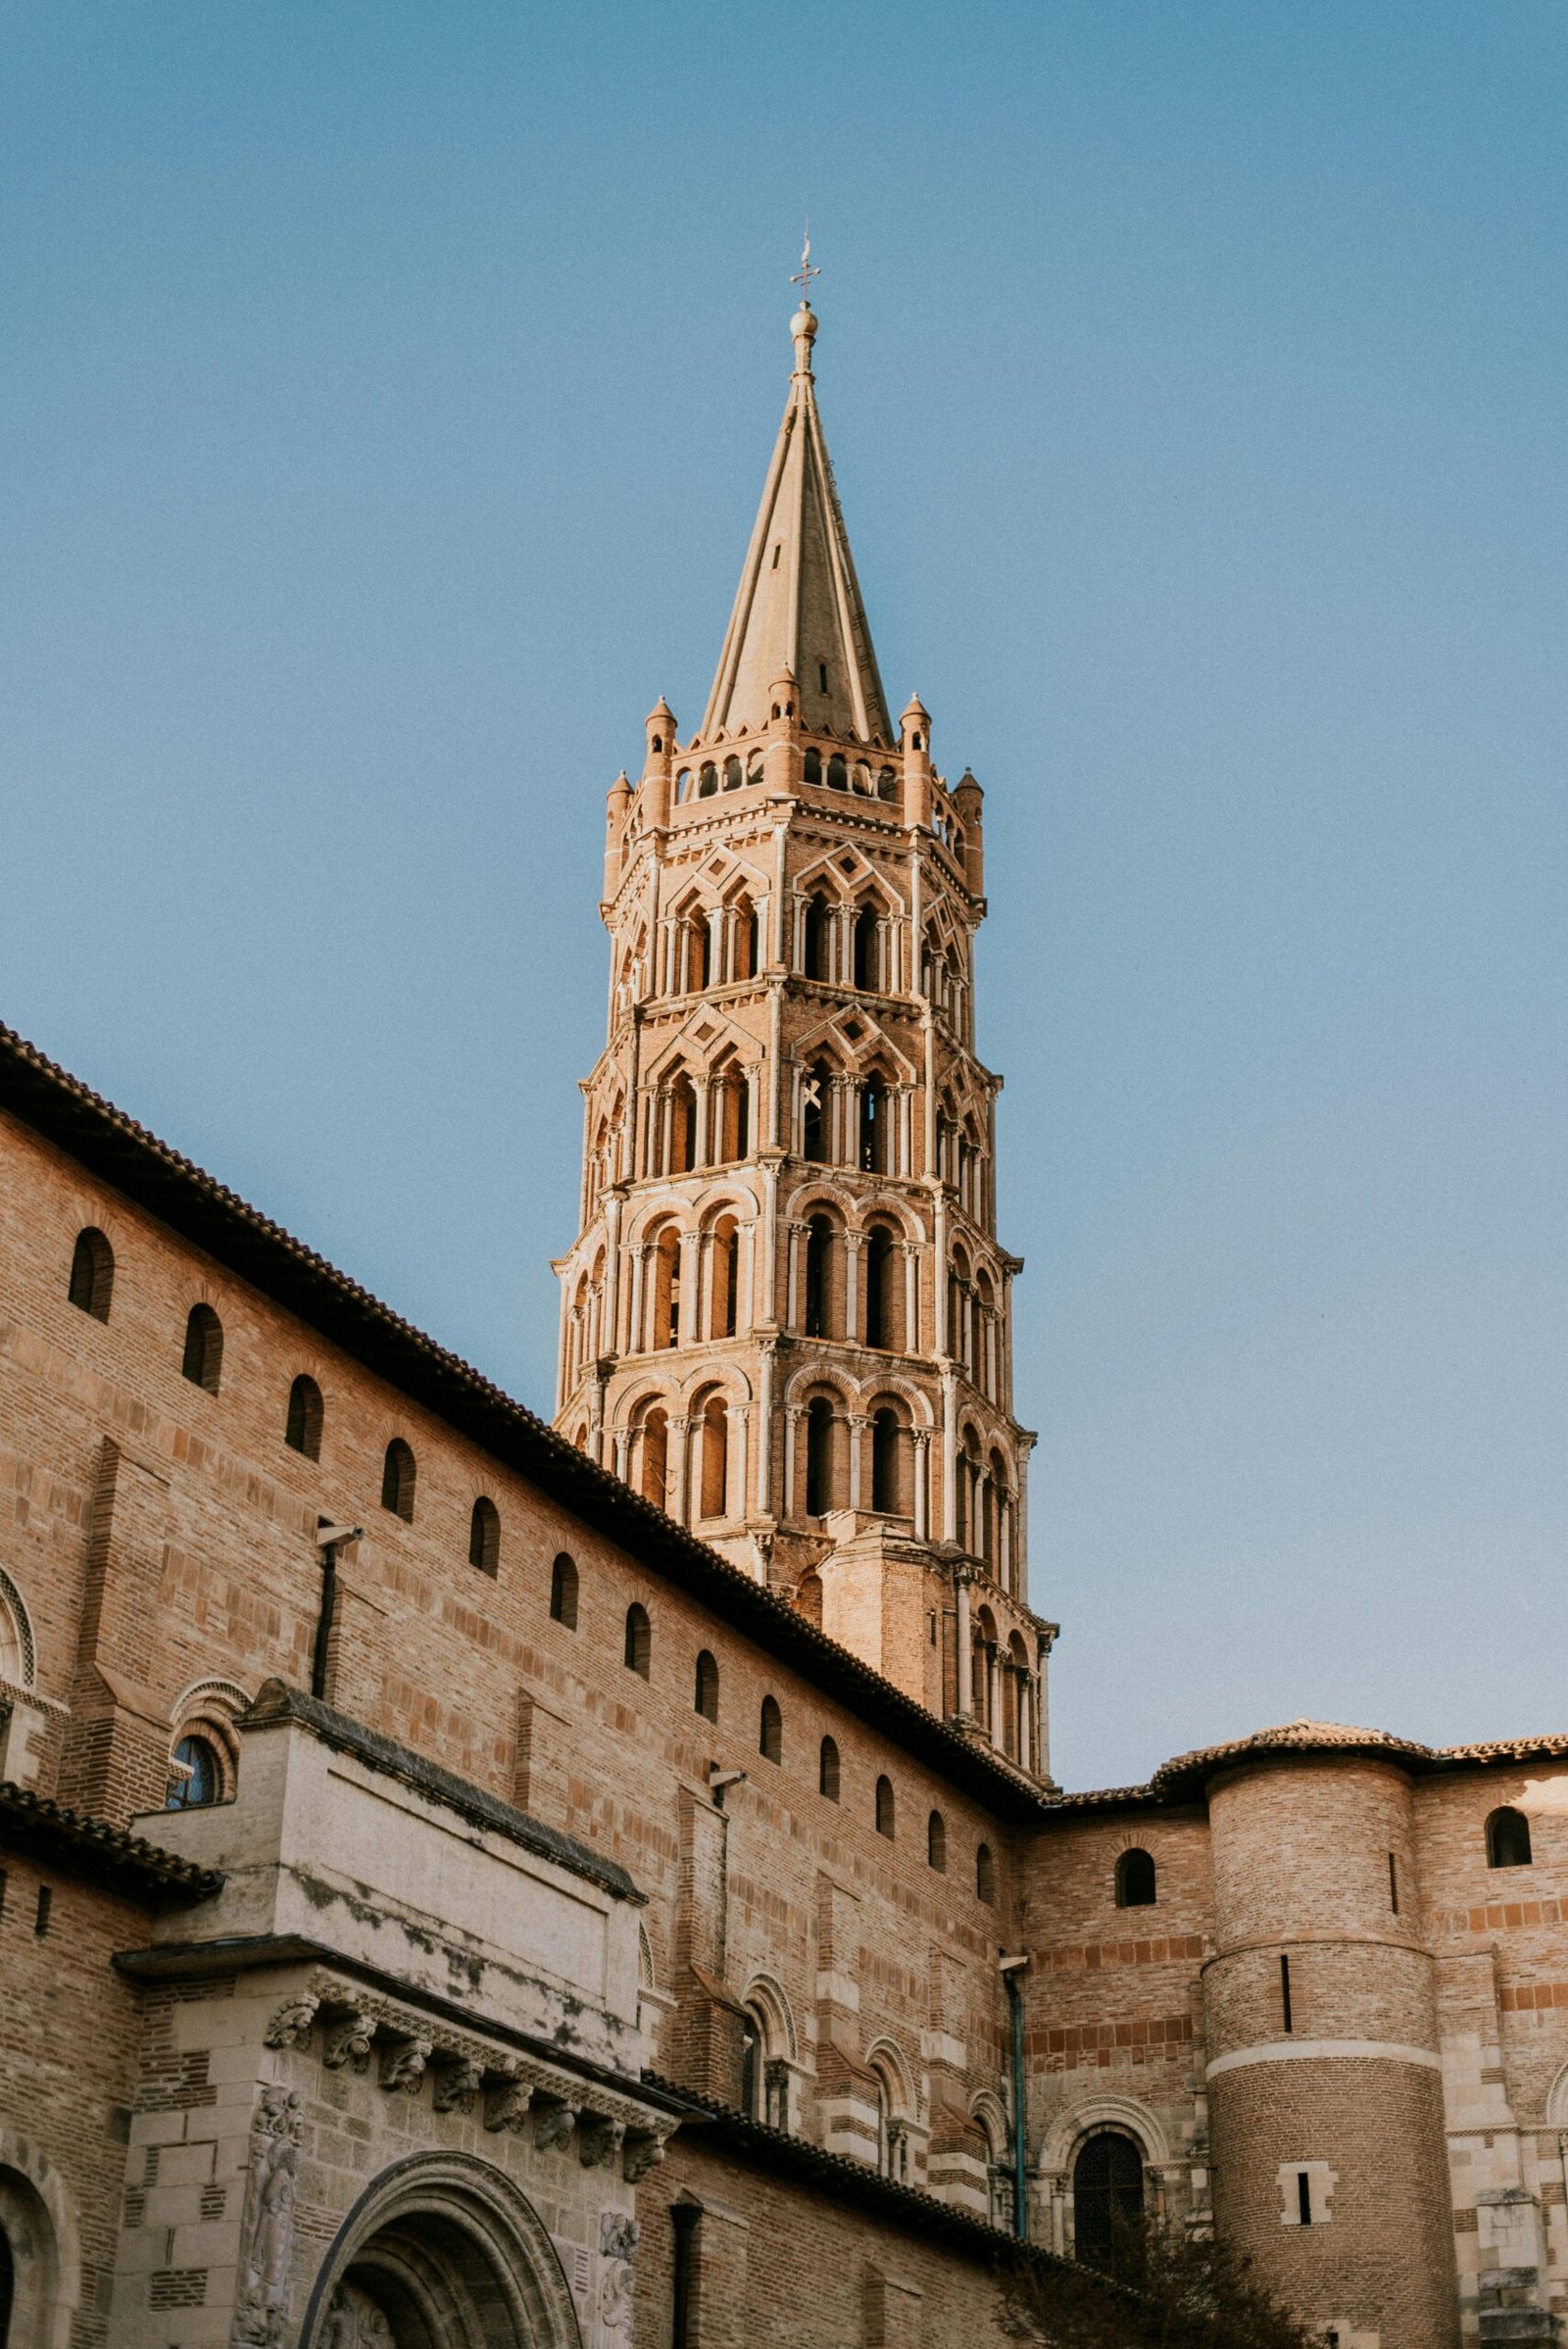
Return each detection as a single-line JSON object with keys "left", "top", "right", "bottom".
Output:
{"left": 555, "top": 279, "right": 1051, "bottom": 1780}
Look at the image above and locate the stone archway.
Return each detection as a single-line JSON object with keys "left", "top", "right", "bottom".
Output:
{"left": 0, "top": 2130, "right": 80, "bottom": 2349}
{"left": 301, "top": 2153, "right": 583, "bottom": 2349}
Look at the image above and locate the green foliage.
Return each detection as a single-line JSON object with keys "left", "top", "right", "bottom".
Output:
{"left": 998, "top": 2221, "right": 1323, "bottom": 2349}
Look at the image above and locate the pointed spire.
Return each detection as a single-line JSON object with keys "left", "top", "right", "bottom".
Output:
{"left": 702, "top": 268, "right": 894, "bottom": 748}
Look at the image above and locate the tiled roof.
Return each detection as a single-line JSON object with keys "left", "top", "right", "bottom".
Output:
{"left": 0, "top": 1020, "right": 1051, "bottom": 1823}
{"left": 0, "top": 1781, "right": 224, "bottom": 1900}
{"left": 1049, "top": 1720, "right": 1568, "bottom": 1812}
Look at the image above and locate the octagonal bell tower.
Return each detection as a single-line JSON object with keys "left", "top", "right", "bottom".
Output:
{"left": 554, "top": 280, "right": 1052, "bottom": 1782}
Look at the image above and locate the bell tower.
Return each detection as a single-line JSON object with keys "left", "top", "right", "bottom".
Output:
{"left": 555, "top": 275, "right": 1052, "bottom": 1781}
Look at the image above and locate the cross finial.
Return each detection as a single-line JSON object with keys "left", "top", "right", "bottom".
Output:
{"left": 791, "top": 226, "right": 821, "bottom": 308}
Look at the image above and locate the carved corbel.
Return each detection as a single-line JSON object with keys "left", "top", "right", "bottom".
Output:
{"left": 378, "top": 2034, "right": 432, "bottom": 2094}
{"left": 578, "top": 2113, "right": 625, "bottom": 2169}
{"left": 432, "top": 2054, "right": 484, "bottom": 2116}
{"left": 263, "top": 1992, "right": 319, "bottom": 2050}
{"left": 623, "top": 2128, "right": 671, "bottom": 2183}
{"left": 322, "top": 2010, "right": 377, "bottom": 2073}
{"left": 483, "top": 2074, "right": 535, "bottom": 2134}
{"left": 532, "top": 2094, "right": 579, "bottom": 2154}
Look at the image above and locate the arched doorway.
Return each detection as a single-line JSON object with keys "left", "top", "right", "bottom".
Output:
{"left": 1072, "top": 2130, "right": 1145, "bottom": 2273}
{"left": 0, "top": 2224, "right": 14, "bottom": 2349}
{"left": 303, "top": 2155, "right": 582, "bottom": 2349}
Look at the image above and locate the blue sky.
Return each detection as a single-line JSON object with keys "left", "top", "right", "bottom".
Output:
{"left": 3, "top": 2, "right": 1563, "bottom": 1788}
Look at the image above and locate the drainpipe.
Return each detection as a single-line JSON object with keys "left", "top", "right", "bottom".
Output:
{"left": 1000, "top": 1953, "right": 1030, "bottom": 2240}
{"left": 312, "top": 1524, "right": 361, "bottom": 1700}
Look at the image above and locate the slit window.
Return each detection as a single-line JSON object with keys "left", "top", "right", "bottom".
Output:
{"left": 695, "top": 1648, "right": 719, "bottom": 1723}
{"left": 976, "top": 1842, "right": 996, "bottom": 1904}
{"left": 468, "top": 1495, "right": 500, "bottom": 1576}
{"left": 1280, "top": 1953, "right": 1294, "bottom": 2034}
{"left": 285, "top": 1375, "right": 323, "bottom": 1460}
{"left": 760, "top": 1693, "right": 782, "bottom": 1763}
{"left": 927, "top": 1809, "right": 946, "bottom": 1872}
{"left": 875, "top": 1774, "right": 895, "bottom": 1839}
{"left": 624, "top": 1602, "right": 651, "bottom": 1678}
{"left": 68, "top": 1227, "right": 114, "bottom": 1321}
{"left": 1388, "top": 1852, "right": 1399, "bottom": 1913}
{"left": 1297, "top": 2171, "right": 1312, "bottom": 2227}
{"left": 380, "top": 1438, "right": 416, "bottom": 1522}
{"left": 181, "top": 1303, "right": 223, "bottom": 1395}
{"left": 550, "top": 1551, "right": 578, "bottom": 1629}
{"left": 819, "top": 1736, "right": 840, "bottom": 1802}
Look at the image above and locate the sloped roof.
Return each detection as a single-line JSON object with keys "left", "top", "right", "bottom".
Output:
{"left": 0, "top": 1780, "right": 223, "bottom": 1901}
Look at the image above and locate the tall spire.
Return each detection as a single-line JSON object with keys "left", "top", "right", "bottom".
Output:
{"left": 701, "top": 255, "right": 895, "bottom": 747}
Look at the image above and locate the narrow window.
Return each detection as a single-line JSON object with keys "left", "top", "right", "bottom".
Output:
{"left": 284, "top": 1374, "right": 323, "bottom": 1460}
{"left": 827, "top": 754, "right": 848, "bottom": 791}
{"left": 976, "top": 1842, "right": 996, "bottom": 1904}
{"left": 771, "top": 543, "right": 781, "bottom": 569}
{"left": 34, "top": 1884, "right": 51, "bottom": 1936}
{"left": 819, "top": 1735, "right": 840, "bottom": 1801}
{"left": 1297, "top": 2171, "right": 1312, "bottom": 2227}
{"left": 1487, "top": 1806, "right": 1533, "bottom": 1869}
{"left": 803, "top": 747, "right": 822, "bottom": 786}
{"left": 68, "top": 1227, "right": 114, "bottom": 1321}
{"left": 864, "top": 1228, "right": 893, "bottom": 1347}
{"left": 802, "top": 1062, "right": 829, "bottom": 1160}
{"left": 871, "top": 1409, "right": 901, "bottom": 1514}
{"left": 818, "top": 661, "right": 829, "bottom": 694}
{"left": 166, "top": 1734, "right": 220, "bottom": 1810}
{"left": 695, "top": 1648, "right": 719, "bottom": 1723}
{"left": 927, "top": 1810, "right": 947, "bottom": 1872}
{"left": 699, "top": 1393, "right": 729, "bottom": 1519}
{"left": 804, "top": 1217, "right": 832, "bottom": 1338}
{"left": 875, "top": 1774, "right": 895, "bottom": 1839}
{"left": 1115, "top": 1848, "right": 1156, "bottom": 1909}
{"left": 858, "top": 1073, "right": 887, "bottom": 1172}
{"left": 760, "top": 1694, "right": 782, "bottom": 1764}
{"left": 671, "top": 2202, "right": 700, "bottom": 2349}
{"left": 1388, "top": 1851, "right": 1399, "bottom": 1913}
{"left": 550, "top": 1551, "right": 578, "bottom": 1629}
{"left": 853, "top": 903, "right": 879, "bottom": 991}
{"left": 699, "top": 761, "right": 718, "bottom": 798}
{"left": 181, "top": 1302, "right": 223, "bottom": 1395}
{"left": 806, "top": 1396, "right": 834, "bottom": 1516}
{"left": 1280, "top": 1953, "right": 1294, "bottom": 2034}
{"left": 624, "top": 1602, "right": 651, "bottom": 1678}
{"left": 803, "top": 894, "right": 830, "bottom": 981}
{"left": 468, "top": 1495, "right": 500, "bottom": 1575}
{"left": 380, "top": 1437, "right": 416, "bottom": 1521}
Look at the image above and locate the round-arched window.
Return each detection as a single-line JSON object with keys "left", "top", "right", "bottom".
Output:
{"left": 1487, "top": 1805, "right": 1533, "bottom": 1869}
{"left": 167, "top": 1733, "right": 221, "bottom": 1810}
{"left": 1073, "top": 2129, "right": 1145, "bottom": 2273}
{"left": 1115, "top": 1848, "right": 1156, "bottom": 1908}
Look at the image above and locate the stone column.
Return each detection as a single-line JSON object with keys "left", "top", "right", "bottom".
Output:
{"left": 693, "top": 1075, "right": 711, "bottom": 1168}
{"left": 738, "top": 1220, "right": 757, "bottom": 1334}
{"left": 669, "top": 1415, "right": 692, "bottom": 1524}
{"left": 757, "top": 1343, "right": 776, "bottom": 1514}
{"left": 843, "top": 1231, "right": 863, "bottom": 1343}
{"left": 902, "top": 1244, "right": 919, "bottom": 1352}
{"left": 783, "top": 1405, "right": 803, "bottom": 1520}
{"left": 987, "top": 1644, "right": 1003, "bottom": 1749}
{"left": 612, "top": 1426, "right": 630, "bottom": 1481}
{"left": 786, "top": 1221, "right": 806, "bottom": 1330}
{"left": 677, "top": 1230, "right": 700, "bottom": 1346}
{"left": 760, "top": 1160, "right": 779, "bottom": 1322}
{"left": 912, "top": 1430, "right": 931, "bottom": 1541}
{"left": 940, "top": 1368, "right": 958, "bottom": 1542}
{"left": 847, "top": 1414, "right": 868, "bottom": 1511}
{"left": 603, "top": 1190, "right": 623, "bottom": 1356}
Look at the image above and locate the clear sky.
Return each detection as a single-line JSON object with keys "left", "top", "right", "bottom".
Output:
{"left": 3, "top": 2, "right": 1563, "bottom": 1790}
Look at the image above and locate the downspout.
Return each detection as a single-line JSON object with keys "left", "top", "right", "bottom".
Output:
{"left": 1001, "top": 1953, "right": 1030, "bottom": 2240}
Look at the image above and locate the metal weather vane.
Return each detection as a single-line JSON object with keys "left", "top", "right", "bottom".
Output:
{"left": 791, "top": 226, "right": 821, "bottom": 307}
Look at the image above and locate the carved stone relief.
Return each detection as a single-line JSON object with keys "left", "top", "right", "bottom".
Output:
{"left": 231, "top": 2084, "right": 304, "bottom": 2347}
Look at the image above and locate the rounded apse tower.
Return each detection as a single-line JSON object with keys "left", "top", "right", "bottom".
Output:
{"left": 1156, "top": 1724, "right": 1459, "bottom": 2349}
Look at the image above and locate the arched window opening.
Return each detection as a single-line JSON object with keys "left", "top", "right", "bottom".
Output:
{"left": 550, "top": 1551, "right": 579, "bottom": 1629}
{"left": 803, "top": 893, "right": 831, "bottom": 981}
{"left": 803, "top": 746, "right": 822, "bottom": 786}
{"left": 1487, "top": 1806, "right": 1533, "bottom": 1869}
{"left": 819, "top": 1735, "right": 840, "bottom": 1801}
{"left": 875, "top": 1774, "right": 896, "bottom": 1840}
{"left": 806, "top": 1396, "right": 835, "bottom": 1517}
{"left": 669, "top": 1072, "right": 699, "bottom": 1173}
{"left": 711, "top": 1218, "right": 740, "bottom": 1339}
{"left": 976, "top": 1842, "right": 997, "bottom": 1905}
{"left": 181, "top": 1302, "right": 223, "bottom": 1395}
{"left": 802, "top": 1060, "right": 830, "bottom": 1161}
{"left": 467, "top": 1495, "right": 500, "bottom": 1576}
{"left": 635, "top": 1404, "right": 669, "bottom": 1510}
{"left": 1115, "top": 1848, "right": 1156, "bottom": 1908}
{"left": 732, "top": 897, "right": 759, "bottom": 982}
{"left": 675, "top": 767, "right": 693, "bottom": 804}
{"left": 167, "top": 1733, "right": 221, "bottom": 1811}
{"left": 760, "top": 1694, "right": 782, "bottom": 1764}
{"left": 695, "top": 1648, "right": 719, "bottom": 1723}
{"left": 864, "top": 1226, "right": 894, "bottom": 1347}
{"left": 649, "top": 1227, "right": 681, "bottom": 1350}
{"left": 713, "top": 1064, "right": 749, "bottom": 1163}
{"left": 853, "top": 902, "right": 880, "bottom": 991}
{"left": 871, "top": 1408, "right": 901, "bottom": 1514}
{"left": 69, "top": 1226, "right": 114, "bottom": 1321}
{"left": 699, "top": 1393, "right": 729, "bottom": 1520}
{"left": 877, "top": 765, "right": 898, "bottom": 802}
{"left": 804, "top": 1216, "right": 833, "bottom": 1338}
{"left": 699, "top": 761, "right": 718, "bottom": 798}
{"left": 723, "top": 755, "right": 743, "bottom": 791}
{"left": 746, "top": 758, "right": 763, "bottom": 790}
{"left": 1073, "top": 2131, "right": 1146, "bottom": 2274}
{"left": 624, "top": 1602, "right": 651, "bottom": 1678}
{"left": 285, "top": 1374, "right": 323, "bottom": 1460}
{"left": 928, "top": 1809, "right": 947, "bottom": 1873}
{"left": 827, "top": 754, "right": 849, "bottom": 791}
{"left": 380, "top": 1437, "right": 416, "bottom": 1522}
{"left": 858, "top": 1072, "right": 887, "bottom": 1172}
